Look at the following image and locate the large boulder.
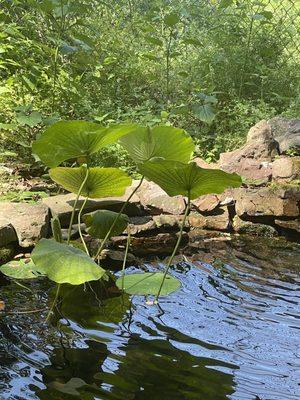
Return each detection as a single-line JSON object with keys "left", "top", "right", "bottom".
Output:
{"left": 235, "top": 187, "right": 300, "bottom": 218}
{"left": 219, "top": 120, "right": 277, "bottom": 180}
{"left": 0, "top": 202, "right": 50, "bottom": 247}
{"left": 268, "top": 117, "right": 300, "bottom": 154}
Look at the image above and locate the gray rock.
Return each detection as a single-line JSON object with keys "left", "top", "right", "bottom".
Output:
{"left": 0, "top": 202, "right": 50, "bottom": 247}
{"left": 0, "top": 222, "right": 17, "bottom": 247}
{"left": 233, "top": 215, "right": 278, "bottom": 237}
{"left": 268, "top": 117, "right": 300, "bottom": 154}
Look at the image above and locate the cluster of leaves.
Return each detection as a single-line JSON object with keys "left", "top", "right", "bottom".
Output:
{"left": 0, "top": 0, "right": 299, "bottom": 164}
{"left": 0, "top": 121, "right": 242, "bottom": 304}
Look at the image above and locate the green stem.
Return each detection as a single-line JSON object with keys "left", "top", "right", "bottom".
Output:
{"left": 155, "top": 196, "right": 190, "bottom": 302}
{"left": 45, "top": 284, "right": 61, "bottom": 322}
{"left": 121, "top": 228, "right": 131, "bottom": 291}
{"left": 94, "top": 176, "right": 144, "bottom": 260}
{"left": 67, "top": 167, "right": 89, "bottom": 244}
{"left": 78, "top": 196, "right": 89, "bottom": 255}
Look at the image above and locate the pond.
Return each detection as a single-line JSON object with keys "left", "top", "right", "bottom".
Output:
{"left": 0, "top": 236, "right": 299, "bottom": 400}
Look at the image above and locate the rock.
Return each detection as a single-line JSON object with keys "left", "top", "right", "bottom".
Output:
{"left": 188, "top": 207, "right": 230, "bottom": 231}
{"left": 219, "top": 120, "right": 277, "bottom": 179}
{"left": 137, "top": 180, "right": 186, "bottom": 215}
{"left": 233, "top": 215, "right": 277, "bottom": 237}
{"left": 43, "top": 186, "right": 142, "bottom": 227}
{"left": 272, "top": 156, "right": 300, "bottom": 181}
{"left": 0, "top": 244, "right": 16, "bottom": 264}
{"left": 274, "top": 219, "right": 300, "bottom": 233}
{"left": 153, "top": 214, "right": 186, "bottom": 229}
{"left": 110, "top": 232, "right": 189, "bottom": 256}
{"left": 235, "top": 187, "right": 300, "bottom": 218}
{"left": 0, "top": 222, "right": 17, "bottom": 247}
{"left": 192, "top": 194, "right": 220, "bottom": 212}
{"left": 0, "top": 202, "right": 50, "bottom": 247}
{"left": 268, "top": 117, "right": 300, "bottom": 154}
{"left": 127, "top": 216, "right": 156, "bottom": 235}
{"left": 193, "top": 158, "right": 219, "bottom": 169}
{"left": 99, "top": 249, "right": 137, "bottom": 269}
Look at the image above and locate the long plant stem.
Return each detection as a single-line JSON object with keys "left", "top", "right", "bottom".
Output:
{"left": 46, "top": 284, "right": 61, "bottom": 322}
{"left": 155, "top": 196, "right": 190, "bottom": 302}
{"left": 67, "top": 167, "right": 89, "bottom": 244}
{"left": 121, "top": 228, "right": 131, "bottom": 291}
{"left": 94, "top": 176, "right": 144, "bottom": 260}
{"left": 78, "top": 196, "right": 89, "bottom": 255}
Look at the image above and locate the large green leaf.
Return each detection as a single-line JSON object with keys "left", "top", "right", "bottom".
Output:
{"left": 116, "top": 272, "right": 181, "bottom": 296}
{"left": 49, "top": 166, "right": 131, "bottom": 198}
{"left": 32, "top": 120, "right": 138, "bottom": 167}
{"left": 31, "top": 239, "right": 105, "bottom": 285}
{"left": 192, "top": 103, "right": 216, "bottom": 124}
{"left": 0, "top": 259, "right": 45, "bottom": 280}
{"left": 118, "top": 125, "right": 194, "bottom": 164}
{"left": 139, "top": 159, "right": 242, "bottom": 200}
{"left": 82, "top": 210, "right": 129, "bottom": 239}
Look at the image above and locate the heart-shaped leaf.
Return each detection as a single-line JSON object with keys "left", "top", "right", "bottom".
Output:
{"left": 119, "top": 125, "right": 194, "bottom": 164}
{"left": 82, "top": 210, "right": 129, "bottom": 239}
{"left": 139, "top": 159, "right": 242, "bottom": 200}
{"left": 116, "top": 272, "right": 181, "bottom": 295}
{"left": 49, "top": 166, "right": 131, "bottom": 198}
{"left": 0, "top": 259, "right": 45, "bottom": 280}
{"left": 31, "top": 239, "right": 105, "bottom": 285}
{"left": 32, "top": 120, "right": 138, "bottom": 167}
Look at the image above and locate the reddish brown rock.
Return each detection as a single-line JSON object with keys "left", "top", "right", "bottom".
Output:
{"left": 188, "top": 207, "right": 230, "bottom": 231}
{"left": 235, "top": 187, "right": 300, "bottom": 218}
{"left": 274, "top": 219, "right": 300, "bottom": 233}
{"left": 192, "top": 194, "right": 220, "bottom": 212}
{"left": 272, "top": 157, "right": 300, "bottom": 181}
{"left": 233, "top": 215, "right": 277, "bottom": 237}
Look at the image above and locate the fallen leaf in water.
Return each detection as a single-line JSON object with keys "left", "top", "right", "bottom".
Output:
{"left": 0, "top": 300, "right": 5, "bottom": 311}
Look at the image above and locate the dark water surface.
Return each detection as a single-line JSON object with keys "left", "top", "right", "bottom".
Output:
{"left": 0, "top": 237, "right": 299, "bottom": 400}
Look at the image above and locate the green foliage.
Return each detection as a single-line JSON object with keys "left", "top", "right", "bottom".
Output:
{"left": 0, "top": 259, "right": 44, "bottom": 280}
{"left": 82, "top": 210, "right": 129, "bottom": 239}
{"left": 139, "top": 159, "right": 242, "bottom": 199}
{"left": 49, "top": 166, "right": 131, "bottom": 198}
{"left": 118, "top": 125, "right": 195, "bottom": 164}
{"left": 116, "top": 272, "right": 181, "bottom": 296}
{"left": 31, "top": 239, "right": 105, "bottom": 285}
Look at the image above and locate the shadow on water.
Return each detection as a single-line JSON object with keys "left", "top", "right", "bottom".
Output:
{"left": 0, "top": 236, "right": 299, "bottom": 400}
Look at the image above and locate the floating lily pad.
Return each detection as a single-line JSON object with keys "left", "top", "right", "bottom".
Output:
{"left": 31, "top": 239, "right": 105, "bottom": 285}
{"left": 49, "top": 166, "right": 131, "bottom": 198}
{"left": 0, "top": 259, "right": 44, "bottom": 280}
{"left": 82, "top": 210, "right": 129, "bottom": 239}
{"left": 116, "top": 272, "right": 181, "bottom": 296}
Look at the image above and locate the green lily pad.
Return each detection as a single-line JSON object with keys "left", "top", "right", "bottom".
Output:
{"left": 49, "top": 166, "right": 131, "bottom": 198}
{"left": 139, "top": 159, "right": 242, "bottom": 200}
{"left": 0, "top": 259, "right": 45, "bottom": 280}
{"left": 119, "top": 125, "right": 194, "bottom": 164}
{"left": 32, "top": 120, "right": 138, "bottom": 167}
{"left": 31, "top": 239, "right": 105, "bottom": 285}
{"left": 116, "top": 272, "right": 181, "bottom": 296}
{"left": 82, "top": 210, "right": 129, "bottom": 239}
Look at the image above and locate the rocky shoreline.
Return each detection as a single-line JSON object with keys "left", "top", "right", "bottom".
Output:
{"left": 0, "top": 117, "right": 299, "bottom": 264}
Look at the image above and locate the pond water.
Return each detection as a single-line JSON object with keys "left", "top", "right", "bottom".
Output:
{"left": 0, "top": 237, "right": 299, "bottom": 400}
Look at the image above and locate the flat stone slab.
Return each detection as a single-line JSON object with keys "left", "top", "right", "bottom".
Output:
{"left": 43, "top": 185, "right": 141, "bottom": 227}
{"left": 0, "top": 202, "right": 50, "bottom": 247}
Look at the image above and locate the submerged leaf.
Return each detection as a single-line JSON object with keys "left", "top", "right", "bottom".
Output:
{"left": 82, "top": 210, "right": 129, "bottom": 239}
{"left": 0, "top": 259, "right": 44, "bottom": 280}
{"left": 49, "top": 166, "right": 131, "bottom": 198}
{"left": 119, "top": 125, "right": 194, "bottom": 164}
{"left": 31, "top": 239, "right": 105, "bottom": 285}
{"left": 116, "top": 272, "right": 181, "bottom": 296}
{"left": 139, "top": 159, "right": 242, "bottom": 200}
{"left": 32, "top": 120, "right": 138, "bottom": 167}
